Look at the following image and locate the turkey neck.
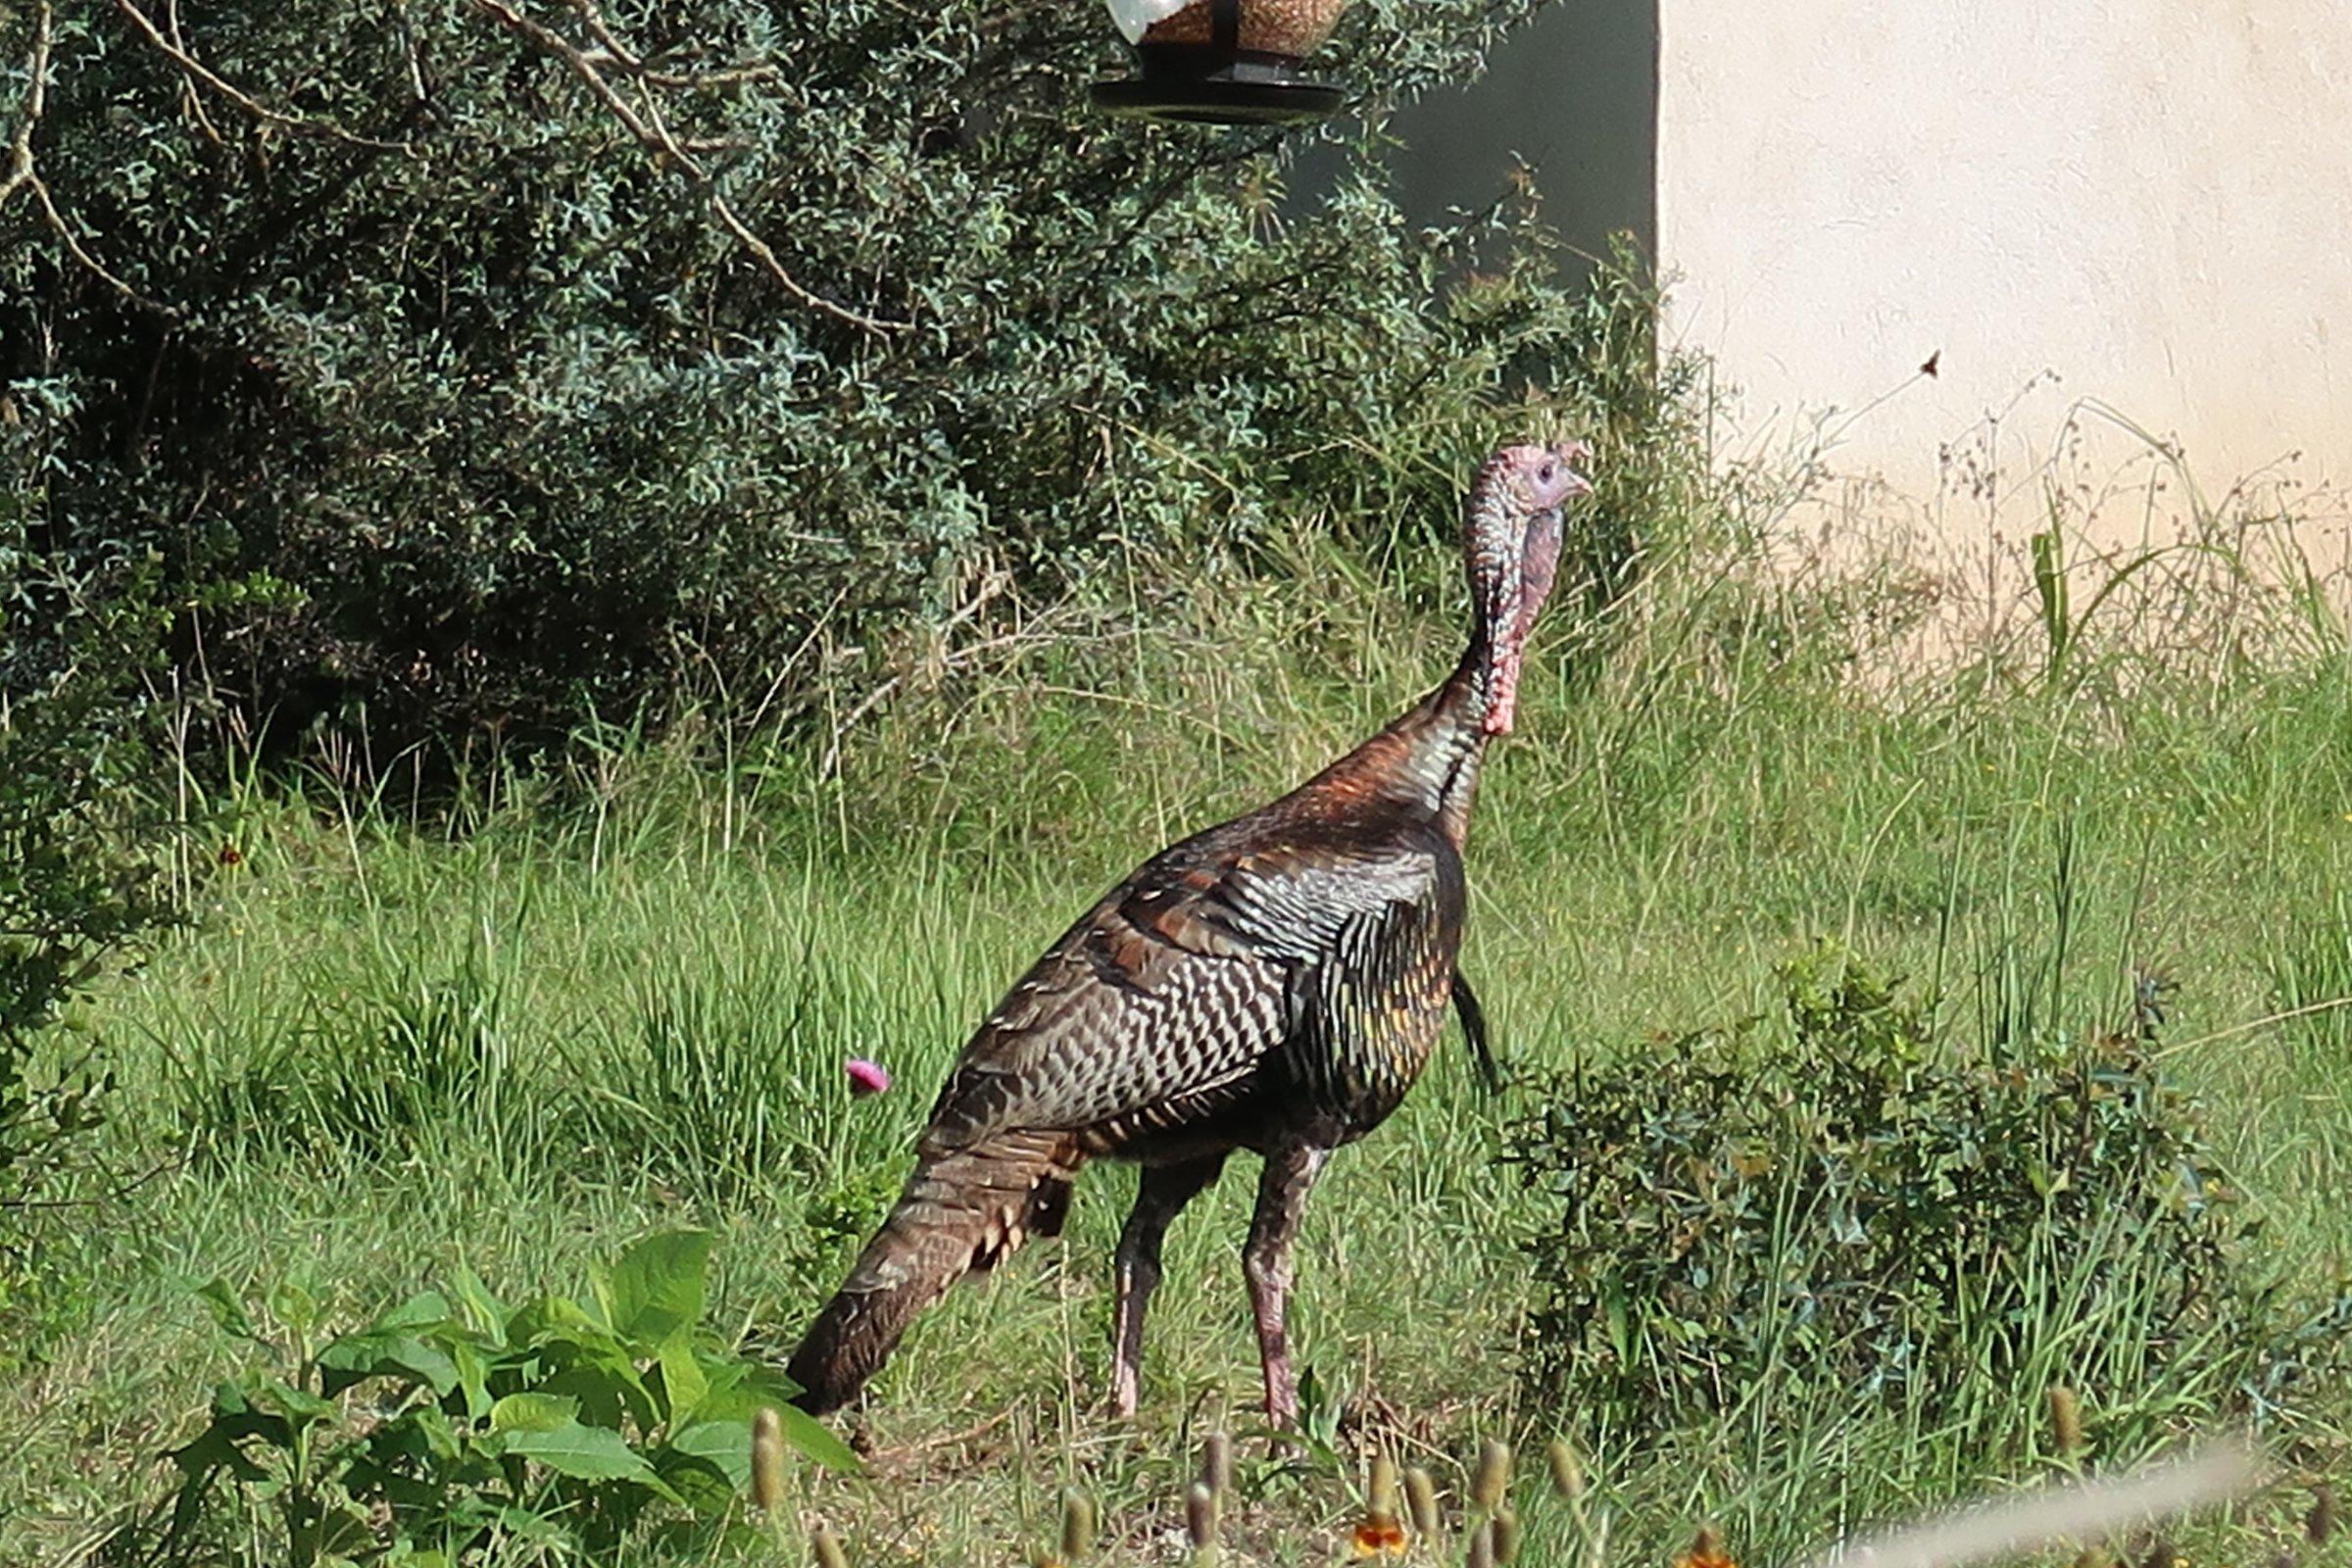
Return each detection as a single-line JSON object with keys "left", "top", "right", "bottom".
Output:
{"left": 1286, "top": 625, "right": 1500, "bottom": 851}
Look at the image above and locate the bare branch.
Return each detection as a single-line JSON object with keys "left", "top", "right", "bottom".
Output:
{"left": 3, "top": 2, "right": 176, "bottom": 315}
{"left": 28, "top": 168, "right": 169, "bottom": 311}
{"left": 0, "top": 0, "right": 53, "bottom": 209}
{"left": 562, "top": 0, "right": 779, "bottom": 91}
{"left": 109, "top": 0, "right": 416, "bottom": 152}
{"left": 467, "top": 0, "right": 906, "bottom": 336}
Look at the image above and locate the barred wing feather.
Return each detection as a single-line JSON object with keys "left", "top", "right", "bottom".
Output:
{"left": 920, "top": 834, "right": 1442, "bottom": 1152}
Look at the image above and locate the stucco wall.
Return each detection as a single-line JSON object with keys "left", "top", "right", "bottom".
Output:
{"left": 1656, "top": 2, "right": 2352, "bottom": 515}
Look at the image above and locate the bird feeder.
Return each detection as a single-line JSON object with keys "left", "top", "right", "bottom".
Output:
{"left": 1091, "top": 0, "right": 1352, "bottom": 126}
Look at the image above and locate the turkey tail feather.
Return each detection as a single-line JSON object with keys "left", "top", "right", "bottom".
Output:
{"left": 787, "top": 1133, "right": 1080, "bottom": 1414}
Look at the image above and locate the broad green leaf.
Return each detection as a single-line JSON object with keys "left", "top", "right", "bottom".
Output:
{"left": 449, "top": 1264, "right": 508, "bottom": 1341}
{"left": 653, "top": 1450, "right": 740, "bottom": 1517}
{"left": 509, "top": 1294, "right": 655, "bottom": 1423}
{"left": 490, "top": 1392, "right": 580, "bottom": 1433}
{"left": 193, "top": 1278, "right": 257, "bottom": 1341}
{"left": 170, "top": 1420, "right": 272, "bottom": 1486}
{"left": 500, "top": 1421, "right": 681, "bottom": 1500}
{"left": 666, "top": 1418, "right": 751, "bottom": 1487}
{"left": 318, "top": 1330, "right": 462, "bottom": 1397}
{"left": 769, "top": 1403, "right": 858, "bottom": 1473}
{"left": 604, "top": 1230, "right": 712, "bottom": 1350}
{"left": 535, "top": 1365, "right": 632, "bottom": 1430}
{"left": 407, "top": 1401, "right": 463, "bottom": 1463}
{"left": 251, "top": 1376, "right": 338, "bottom": 1427}
{"left": 657, "top": 1340, "right": 709, "bottom": 1426}
{"left": 266, "top": 1276, "right": 319, "bottom": 1341}
{"left": 448, "top": 1336, "right": 492, "bottom": 1423}
{"left": 695, "top": 1355, "right": 748, "bottom": 1402}
{"left": 691, "top": 1364, "right": 801, "bottom": 1424}
{"left": 509, "top": 1293, "right": 608, "bottom": 1351}
{"left": 373, "top": 1291, "right": 452, "bottom": 1332}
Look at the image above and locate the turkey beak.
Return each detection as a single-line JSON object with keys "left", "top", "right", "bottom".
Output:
{"left": 1554, "top": 440, "right": 1596, "bottom": 504}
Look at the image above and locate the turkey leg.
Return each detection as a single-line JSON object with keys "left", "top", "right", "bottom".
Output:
{"left": 1110, "top": 1152, "right": 1228, "bottom": 1418}
{"left": 1244, "top": 1143, "right": 1330, "bottom": 1429}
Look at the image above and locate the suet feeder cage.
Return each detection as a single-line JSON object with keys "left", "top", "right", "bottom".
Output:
{"left": 1091, "top": 0, "right": 1352, "bottom": 126}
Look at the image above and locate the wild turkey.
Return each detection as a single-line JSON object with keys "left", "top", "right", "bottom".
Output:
{"left": 787, "top": 441, "right": 1594, "bottom": 1424}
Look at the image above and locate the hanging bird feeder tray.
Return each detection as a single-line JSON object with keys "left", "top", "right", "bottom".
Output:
{"left": 1092, "top": 0, "right": 1352, "bottom": 126}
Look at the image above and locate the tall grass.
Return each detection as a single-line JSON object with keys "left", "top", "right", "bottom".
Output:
{"left": 6, "top": 441, "right": 2352, "bottom": 1565}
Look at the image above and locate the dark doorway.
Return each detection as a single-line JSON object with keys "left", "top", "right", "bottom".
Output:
{"left": 1287, "top": 0, "right": 1658, "bottom": 271}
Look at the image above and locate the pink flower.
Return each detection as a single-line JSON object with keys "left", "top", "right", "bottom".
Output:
{"left": 845, "top": 1057, "right": 892, "bottom": 1098}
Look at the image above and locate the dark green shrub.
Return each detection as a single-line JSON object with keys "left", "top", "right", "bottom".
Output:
{"left": 1508, "top": 942, "right": 2349, "bottom": 1444}
{"left": 3, "top": 0, "right": 1661, "bottom": 757}
{"left": 0, "top": 477, "right": 184, "bottom": 1319}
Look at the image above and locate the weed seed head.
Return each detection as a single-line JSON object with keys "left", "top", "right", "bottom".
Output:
{"left": 1059, "top": 1488, "right": 1096, "bottom": 1561}
{"left": 1203, "top": 1431, "right": 1232, "bottom": 1499}
{"left": 2049, "top": 1386, "right": 2085, "bottom": 1455}
{"left": 1404, "top": 1465, "right": 1442, "bottom": 1542}
{"left": 1188, "top": 1480, "right": 1218, "bottom": 1547}
{"left": 1677, "top": 1525, "right": 1736, "bottom": 1568}
{"left": 1474, "top": 1438, "right": 1512, "bottom": 1511}
{"left": 751, "top": 1406, "right": 785, "bottom": 1514}
{"left": 1546, "top": 1437, "right": 1586, "bottom": 1499}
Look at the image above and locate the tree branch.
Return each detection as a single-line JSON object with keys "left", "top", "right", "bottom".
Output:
{"left": 2, "top": 2, "right": 175, "bottom": 315}
{"left": 468, "top": 0, "right": 907, "bottom": 337}
{"left": 109, "top": 0, "right": 418, "bottom": 152}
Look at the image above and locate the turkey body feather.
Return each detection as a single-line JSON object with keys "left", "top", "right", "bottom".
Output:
{"left": 928, "top": 812, "right": 1459, "bottom": 1162}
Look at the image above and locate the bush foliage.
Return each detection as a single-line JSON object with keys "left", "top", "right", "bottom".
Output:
{"left": 0, "top": 488, "right": 179, "bottom": 1238}
{"left": 1, "top": 0, "right": 1658, "bottom": 753}
{"left": 1508, "top": 942, "right": 2350, "bottom": 1442}
{"left": 149, "top": 1231, "right": 850, "bottom": 1564}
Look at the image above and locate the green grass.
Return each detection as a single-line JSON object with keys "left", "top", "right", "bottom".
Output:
{"left": 7, "top": 500, "right": 2352, "bottom": 1566}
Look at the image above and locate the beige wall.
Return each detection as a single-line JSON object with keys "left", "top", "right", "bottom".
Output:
{"left": 1657, "top": 2, "right": 2352, "bottom": 522}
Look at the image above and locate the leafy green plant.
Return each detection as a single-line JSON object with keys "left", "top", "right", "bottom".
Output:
{"left": 1508, "top": 941, "right": 2350, "bottom": 1446}
{"left": 153, "top": 1231, "right": 853, "bottom": 1565}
